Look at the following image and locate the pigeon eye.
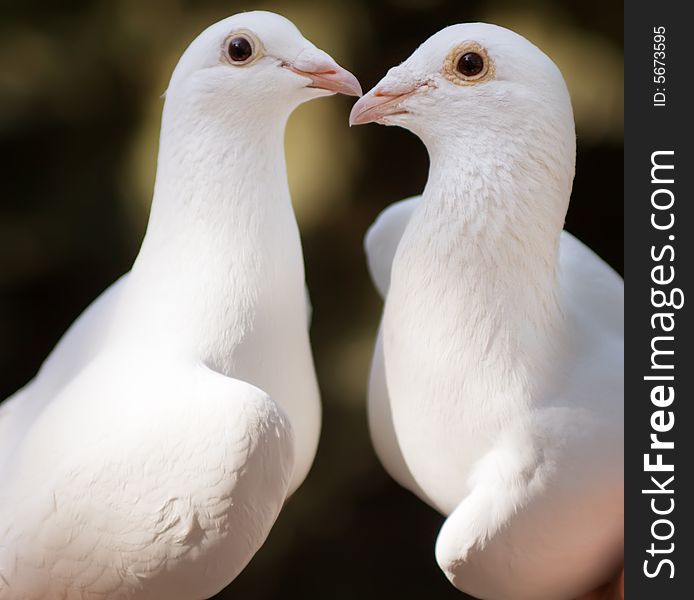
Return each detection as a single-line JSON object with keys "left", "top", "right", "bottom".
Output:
{"left": 444, "top": 42, "right": 493, "bottom": 85}
{"left": 227, "top": 35, "right": 254, "bottom": 64}
{"left": 457, "top": 52, "right": 484, "bottom": 77}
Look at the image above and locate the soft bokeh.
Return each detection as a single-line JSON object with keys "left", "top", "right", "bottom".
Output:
{"left": 0, "top": 1, "right": 622, "bottom": 597}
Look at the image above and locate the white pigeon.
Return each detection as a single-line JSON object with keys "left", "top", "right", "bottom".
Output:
{"left": 0, "top": 11, "right": 360, "bottom": 599}
{"left": 351, "top": 23, "right": 623, "bottom": 600}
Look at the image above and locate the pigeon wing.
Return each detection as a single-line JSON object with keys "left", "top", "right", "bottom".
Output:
{"left": 364, "top": 196, "right": 420, "bottom": 299}
{"left": 0, "top": 360, "right": 294, "bottom": 599}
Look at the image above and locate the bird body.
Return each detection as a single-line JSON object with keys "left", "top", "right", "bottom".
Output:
{"left": 354, "top": 23, "right": 623, "bottom": 600}
{"left": 2, "top": 351, "right": 294, "bottom": 600}
{"left": 0, "top": 11, "right": 360, "bottom": 598}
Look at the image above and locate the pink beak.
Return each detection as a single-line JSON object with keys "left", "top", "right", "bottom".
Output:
{"left": 285, "top": 58, "right": 362, "bottom": 97}
{"left": 349, "top": 84, "right": 420, "bottom": 126}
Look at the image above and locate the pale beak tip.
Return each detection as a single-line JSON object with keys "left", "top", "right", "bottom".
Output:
{"left": 348, "top": 96, "right": 371, "bottom": 127}
{"left": 288, "top": 59, "right": 363, "bottom": 98}
{"left": 342, "top": 73, "right": 363, "bottom": 98}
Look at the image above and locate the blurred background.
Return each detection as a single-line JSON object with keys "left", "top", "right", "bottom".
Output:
{"left": 0, "top": 0, "right": 622, "bottom": 597}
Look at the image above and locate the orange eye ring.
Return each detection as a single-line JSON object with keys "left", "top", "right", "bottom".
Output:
{"left": 443, "top": 41, "right": 494, "bottom": 85}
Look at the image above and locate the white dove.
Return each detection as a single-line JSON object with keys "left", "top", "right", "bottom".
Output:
{"left": 351, "top": 23, "right": 623, "bottom": 600}
{"left": 0, "top": 11, "right": 360, "bottom": 599}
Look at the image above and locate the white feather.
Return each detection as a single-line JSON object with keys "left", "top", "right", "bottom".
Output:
{"left": 363, "top": 23, "right": 623, "bottom": 600}
{"left": 0, "top": 11, "right": 351, "bottom": 598}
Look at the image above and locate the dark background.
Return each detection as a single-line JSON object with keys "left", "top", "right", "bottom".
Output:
{"left": 624, "top": 2, "right": 690, "bottom": 599}
{"left": 0, "top": 1, "right": 623, "bottom": 598}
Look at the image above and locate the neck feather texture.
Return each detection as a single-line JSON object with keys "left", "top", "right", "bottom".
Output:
{"left": 117, "top": 94, "right": 305, "bottom": 363}
{"left": 389, "top": 121, "right": 575, "bottom": 406}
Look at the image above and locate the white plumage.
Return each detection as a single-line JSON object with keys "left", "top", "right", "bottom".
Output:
{"left": 0, "top": 11, "right": 360, "bottom": 599}
{"left": 352, "top": 23, "right": 623, "bottom": 600}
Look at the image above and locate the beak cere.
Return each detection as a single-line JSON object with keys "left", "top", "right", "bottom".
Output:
{"left": 349, "top": 86, "right": 417, "bottom": 126}
{"left": 286, "top": 61, "right": 362, "bottom": 97}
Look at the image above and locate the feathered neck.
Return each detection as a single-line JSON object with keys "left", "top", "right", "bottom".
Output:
{"left": 142, "top": 91, "right": 292, "bottom": 254}
{"left": 421, "top": 116, "right": 574, "bottom": 268}
{"left": 391, "top": 118, "right": 576, "bottom": 398}
{"left": 116, "top": 91, "right": 304, "bottom": 361}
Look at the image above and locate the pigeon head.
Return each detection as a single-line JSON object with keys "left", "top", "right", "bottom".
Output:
{"left": 350, "top": 23, "right": 573, "bottom": 149}
{"left": 166, "top": 11, "right": 361, "bottom": 117}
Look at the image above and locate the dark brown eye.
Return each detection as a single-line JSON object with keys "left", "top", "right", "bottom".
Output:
{"left": 228, "top": 36, "right": 253, "bottom": 63}
{"left": 457, "top": 52, "right": 484, "bottom": 77}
